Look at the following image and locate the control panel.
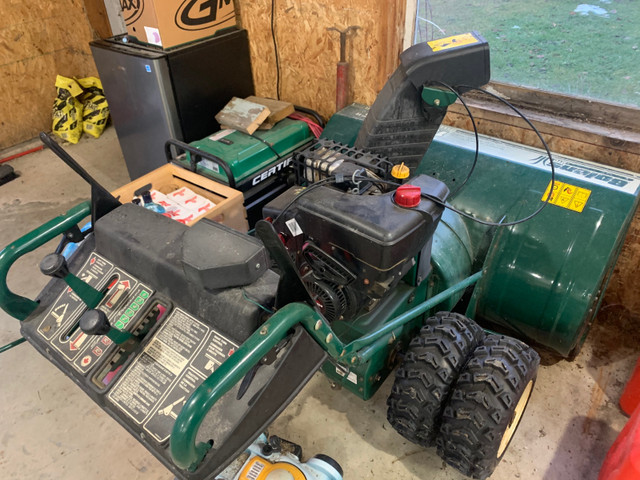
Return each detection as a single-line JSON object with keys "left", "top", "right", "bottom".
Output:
{"left": 17, "top": 205, "right": 310, "bottom": 480}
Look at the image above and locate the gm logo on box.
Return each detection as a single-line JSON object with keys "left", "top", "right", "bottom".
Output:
{"left": 121, "top": 0, "right": 144, "bottom": 24}
{"left": 175, "top": 0, "right": 235, "bottom": 31}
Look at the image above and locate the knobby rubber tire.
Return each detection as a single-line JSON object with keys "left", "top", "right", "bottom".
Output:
{"left": 387, "top": 312, "right": 485, "bottom": 447}
{"left": 436, "top": 334, "right": 540, "bottom": 480}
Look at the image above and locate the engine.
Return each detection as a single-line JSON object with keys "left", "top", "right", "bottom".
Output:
{"left": 263, "top": 140, "right": 449, "bottom": 322}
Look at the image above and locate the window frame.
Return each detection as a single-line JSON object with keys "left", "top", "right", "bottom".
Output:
{"left": 403, "top": 1, "right": 640, "bottom": 162}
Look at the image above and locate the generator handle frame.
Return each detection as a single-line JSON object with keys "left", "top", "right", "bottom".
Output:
{"left": 0, "top": 201, "right": 91, "bottom": 321}
{"left": 170, "top": 271, "right": 482, "bottom": 471}
{"left": 164, "top": 139, "right": 237, "bottom": 188}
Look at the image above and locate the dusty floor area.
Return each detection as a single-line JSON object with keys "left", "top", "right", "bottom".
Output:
{"left": 0, "top": 128, "right": 637, "bottom": 479}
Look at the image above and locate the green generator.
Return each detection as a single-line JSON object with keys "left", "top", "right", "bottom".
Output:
{"left": 166, "top": 118, "right": 314, "bottom": 227}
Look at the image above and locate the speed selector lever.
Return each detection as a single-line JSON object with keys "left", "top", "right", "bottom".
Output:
{"left": 79, "top": 309, "right": 132, "bottom": 344}
{"left": 40, "top": 253, "right": 104, "bottom": 308}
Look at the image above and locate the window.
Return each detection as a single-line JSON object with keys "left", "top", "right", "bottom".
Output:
{"left": 412, "top": 0, "right": 640, "bottom": 107}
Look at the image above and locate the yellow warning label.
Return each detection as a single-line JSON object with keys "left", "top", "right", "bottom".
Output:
{"left": 542, "top": 181, "right": 591, "bottom": 213}
{"left": 428, "top": 33, "right": 480, "bottom": 52}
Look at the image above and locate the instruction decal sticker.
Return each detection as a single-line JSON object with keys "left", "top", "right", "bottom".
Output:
{"left": 542, "top": 181, "right": 591, "bottom": 213}
{"left": 428, "top": 33, "right": 480, "bottom": 52}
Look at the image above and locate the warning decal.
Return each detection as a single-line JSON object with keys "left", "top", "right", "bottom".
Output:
{"left": 542, "top": 181, "right": 592, "bottom": 213}
{"left": 428, "top": 33, "right": 480, "bottom": 52}
{"left": 108, "top": 308, "right": 209, "bottom": 424}
{"left": 108, "top": 307, "right": 238, "bottom": 442}
{"left": 142, "top": 368, "right": 202, "bottom": 443}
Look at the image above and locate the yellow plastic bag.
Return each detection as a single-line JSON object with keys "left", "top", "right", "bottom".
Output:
{"left": 78, "top": 77, "right": 109, "bottom": 138}
{"left": 52, "top": 75, "right": 84, "bottom": 144}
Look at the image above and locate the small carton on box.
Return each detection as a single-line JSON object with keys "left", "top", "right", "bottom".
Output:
{"left": 122, "top": 0, "right": 236, "bottom": 49}
{"left": 168, "top": 187, "right": 216, "bottom": 214}
{"left": 148, "top": 189, "right": 199, "bottom": 223}
{"left": 149, "top": 190, "right": 174, "bottom": 209}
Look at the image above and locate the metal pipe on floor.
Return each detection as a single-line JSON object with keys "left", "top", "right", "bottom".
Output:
{"left": 0, "top": 337, "right": 26, "bottom": 354}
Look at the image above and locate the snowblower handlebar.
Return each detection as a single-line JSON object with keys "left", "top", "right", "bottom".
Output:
{"left": 170, "top": 302, "right": 321, "bottom": 471}
{"left": 0, "top": 201, "right": 91, "bottom": 321}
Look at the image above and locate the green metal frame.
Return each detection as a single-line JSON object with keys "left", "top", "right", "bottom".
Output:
{"left": 0, "top": 201, "right": 483, "bottom": 472}
{"left": 0, "top": 204, "right": 482, "bottom": 471}
{"left": 0, "top": 201, "right": 91, "bottom": 321}
{"left": 0, "top": 337, "right": 26, "bottom": 354}
{"left": 169, "top": 272, "right": 482, "bottom": 471}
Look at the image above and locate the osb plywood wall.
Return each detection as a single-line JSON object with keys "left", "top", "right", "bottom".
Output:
{"left": 236, "top": 0, "right": 406, "bottom": 121}
{"left": 0, "top": 0, "right": 98, "bottom": 150}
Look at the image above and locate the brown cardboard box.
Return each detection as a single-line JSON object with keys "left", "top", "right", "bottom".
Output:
{"left": 122, "top": 0, "right": 236, "bottom": 49}
{"left": 112, "top": 164, "right": 248, "bottom": 232}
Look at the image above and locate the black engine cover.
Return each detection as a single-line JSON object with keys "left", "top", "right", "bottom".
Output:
{"left": 264, "top": 174, "right": 449, "bottom": 301}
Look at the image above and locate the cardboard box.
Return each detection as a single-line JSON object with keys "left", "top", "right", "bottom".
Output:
{"left": 122, "top": 0, "right": 236, "bottom": 49}
{"left": 112, "top": 164, "right": 248, "bottom": 232}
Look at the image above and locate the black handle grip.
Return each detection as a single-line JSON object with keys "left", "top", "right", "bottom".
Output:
{"left": 79, "top": 309, "right": 111, "bottom": 336}
{"left": 40, "top": 253, "right": 69, "bottom": 279}
{"left": 164, "top": 139, "right": 236, "bottom": 189}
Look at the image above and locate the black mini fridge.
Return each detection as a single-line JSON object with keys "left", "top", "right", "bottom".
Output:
{"left": 90, "top": 28, "right": 254, "bottom": 179}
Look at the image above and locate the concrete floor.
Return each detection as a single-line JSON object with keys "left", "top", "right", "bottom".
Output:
{"left": 0, "top": 127, "right": 637, "bottom": 479}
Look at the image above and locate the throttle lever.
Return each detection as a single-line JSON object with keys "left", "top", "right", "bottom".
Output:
{"left": 40, "top": 253, "right": 103, "bottom": 309}
{"left": 79, "top": 309, "right": 132, "bottom": 344}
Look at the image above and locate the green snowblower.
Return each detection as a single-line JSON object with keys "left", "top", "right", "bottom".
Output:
{"left": 1, "top": 32, "right": 638, "bottom": 480}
